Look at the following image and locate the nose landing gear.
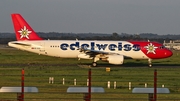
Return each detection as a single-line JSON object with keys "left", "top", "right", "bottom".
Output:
{"left": 148, "top": 59, "right": 152, "bottom": 67}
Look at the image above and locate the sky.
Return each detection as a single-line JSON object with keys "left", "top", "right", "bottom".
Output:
{"left": 0, "top": 0, "right": 180, "bottom": 35}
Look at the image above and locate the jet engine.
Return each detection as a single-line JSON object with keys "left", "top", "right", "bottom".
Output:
{"left": 107, "top": 55, "right": 124, "bottom": 65}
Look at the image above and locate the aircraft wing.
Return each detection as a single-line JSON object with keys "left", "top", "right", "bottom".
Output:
{"left": 78, "top": 47, "right": 125, "bottom": 66}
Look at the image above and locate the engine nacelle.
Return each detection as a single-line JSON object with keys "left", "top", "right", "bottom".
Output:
{"left": 78, "top": 53, "right": 93, "bottom": 59}
{"left": 107, "top": 55, "right": 124, "bottom": 65}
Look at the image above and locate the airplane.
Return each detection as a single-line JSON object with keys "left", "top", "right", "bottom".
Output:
{"left": 8, "top": 13, "right": 173, "bottom": 67}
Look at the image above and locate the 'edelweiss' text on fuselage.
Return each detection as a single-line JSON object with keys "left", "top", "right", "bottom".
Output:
{"left": 60, "top": 42, "right": 140, "bottom": 51}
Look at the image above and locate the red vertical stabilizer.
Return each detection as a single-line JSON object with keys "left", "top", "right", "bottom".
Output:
{"left": 11, "top": 14, "right": 42, "bottom": 40}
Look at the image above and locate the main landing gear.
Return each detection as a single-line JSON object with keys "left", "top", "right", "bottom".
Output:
{"left": 92, "top": 62, "right": 97, "bottom": 67}
{"left": 91, "top": 57, "right": 99, "bottom": 67}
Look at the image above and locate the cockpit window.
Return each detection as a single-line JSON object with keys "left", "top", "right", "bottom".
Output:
{"left": 159, "top": 46, "right": 165, "bottom": 49}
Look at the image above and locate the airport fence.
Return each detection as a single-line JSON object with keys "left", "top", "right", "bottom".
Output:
{"left": 0, "top": 66, "right": 180, "bottom": 101}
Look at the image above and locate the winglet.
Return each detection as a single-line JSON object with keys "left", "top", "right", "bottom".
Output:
{"left": 11, "top": 13, "right": 42, "bottom": 40}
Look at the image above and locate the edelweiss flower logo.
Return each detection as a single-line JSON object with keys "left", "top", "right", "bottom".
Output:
{"left": 18, "top": 26, "right": 32, "bottom": 39}
{"left": 144, "top": 43, "right": 158, "bottom": 54}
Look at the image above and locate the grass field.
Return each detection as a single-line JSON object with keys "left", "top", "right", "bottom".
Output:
{"left": 0, "top": 47, "right": 180, "bottom": 101}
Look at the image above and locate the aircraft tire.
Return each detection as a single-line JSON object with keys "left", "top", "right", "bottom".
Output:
{"left": 92, "top": 62, "right": 97, "bottom": 67}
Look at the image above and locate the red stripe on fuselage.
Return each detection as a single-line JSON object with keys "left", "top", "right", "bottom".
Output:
{"left": 129, "top": 41, "right": 173, "bottom": 59}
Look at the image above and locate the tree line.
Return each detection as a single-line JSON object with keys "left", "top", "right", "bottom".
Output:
{"left": 0, "top": 32, "right": 177, "bottom": 44}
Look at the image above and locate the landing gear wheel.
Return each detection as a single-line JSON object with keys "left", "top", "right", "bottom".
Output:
{"left": 148, "top": 59, "right": 152, "bottom": 68}
{"left": 92, "top": 62, "right": 97, "bottom": 67}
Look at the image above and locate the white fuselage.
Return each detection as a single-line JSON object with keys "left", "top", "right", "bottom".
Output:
{"left": 8, "top": 40, "right": 149, "bottom": 59}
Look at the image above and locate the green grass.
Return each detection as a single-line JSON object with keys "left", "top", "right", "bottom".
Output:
{"left": 0, "top": 48, "right": 180, "bottom": 101}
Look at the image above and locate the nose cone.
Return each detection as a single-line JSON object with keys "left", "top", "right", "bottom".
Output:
{"left": 164, "top": 50, "right": 173, "bottom": 58}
